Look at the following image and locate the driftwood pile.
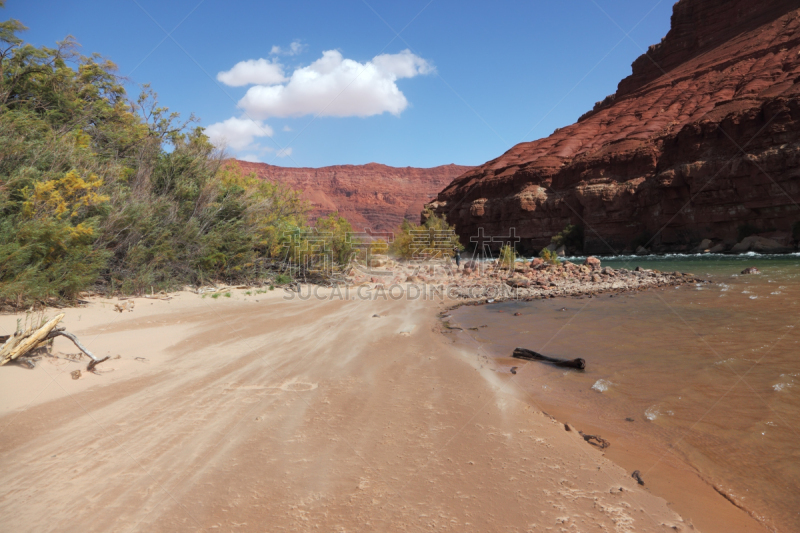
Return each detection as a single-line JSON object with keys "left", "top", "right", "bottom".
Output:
{"left": 0, "top": 313, "right": 109, "bottom": 372}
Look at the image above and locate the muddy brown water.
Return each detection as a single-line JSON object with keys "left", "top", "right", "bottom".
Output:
{"left": 452, "top": 254, "right": 800, "bottom": 533}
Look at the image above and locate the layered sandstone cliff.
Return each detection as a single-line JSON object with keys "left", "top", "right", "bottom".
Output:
{"left": 429, "top": 0, "right": 800, "bottom": 254}
{"left": 238, "top": 161, "right": 472, "bottom": 233}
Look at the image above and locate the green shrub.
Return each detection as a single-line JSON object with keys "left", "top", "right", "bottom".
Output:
{"left": 390, "top": 211, "right": 463, "bottom": 260}
{"left": 498, "top": 244, "right": 516, "bottom": 269}
{"left": 539, "top": 248, "right": 561, "bottom": 265}
{"left": 274, "top": 273, "right": 292, "bottom": 285}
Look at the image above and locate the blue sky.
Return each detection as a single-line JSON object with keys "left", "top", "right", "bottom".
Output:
{"left": 6, "top": 0, "right": 673, "bottom": 168}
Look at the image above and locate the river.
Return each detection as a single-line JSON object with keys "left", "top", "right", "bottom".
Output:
{"left": 451, "top": 253, "right": 800, "bottom": 532}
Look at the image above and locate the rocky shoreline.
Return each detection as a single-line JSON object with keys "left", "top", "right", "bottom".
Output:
{"left": 347, "top": 255, "right": 706, "bottom": 303}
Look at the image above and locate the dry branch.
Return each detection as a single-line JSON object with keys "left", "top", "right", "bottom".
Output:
{"left": 1, "top": 314, "right": 109, "bottom": 372}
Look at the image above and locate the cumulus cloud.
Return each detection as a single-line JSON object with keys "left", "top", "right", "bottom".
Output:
{"left": 270, "top": 40, "right": 305, "bottom": 56}
{"left": 234, "top": 49, "right": 434, "bottom": 119}
{"left": 205, "top": 117, "right": 274, "bottom": 151}
{"left": 217, "top": 58, "right": 286, "bottom": 87}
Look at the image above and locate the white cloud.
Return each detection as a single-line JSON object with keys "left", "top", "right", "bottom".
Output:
{"left": 235, "top": 49, "right": 434, "bottom": 119}
{"left": 372, "top": 49, "right": 435, "bottom": 78}
{"left": 217, "top": 58, "right": 286, "bottom": 87}
{"left": 275, "top": 147, "right": 293, "bottom": 158}
{"left": 282, "top": 125, "right": 292, "bottom": 132}
{"left": 270, "top": 40, "right": 305, "bottom": 56}
{"left": 205, "top": 117, "right": 274, "bottom": 151}
{"left": 239, "top": 154, "right": 262, "bottom": 163}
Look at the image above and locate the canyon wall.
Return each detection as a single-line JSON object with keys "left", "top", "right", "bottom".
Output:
{"left": 238, "top": 161, "right": 472, "bottom": 233}
{"left": 429, "top": 0, "right": 800, "bottom": 254}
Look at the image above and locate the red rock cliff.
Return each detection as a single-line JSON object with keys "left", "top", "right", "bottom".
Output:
{"left": 430, "top": 0, "right": 800, "bottom": 254}
{"left": 237, "top": 161, "right": 472, "bottom": 233}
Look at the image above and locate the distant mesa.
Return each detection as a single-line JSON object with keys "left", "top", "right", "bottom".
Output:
{"left": 428, "top": 0, "right": 800, "bottom": 254}
{"left": 236, "top": 160, "right": 473, "bottom": 233}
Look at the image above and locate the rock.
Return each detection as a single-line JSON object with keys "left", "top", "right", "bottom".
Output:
{"left": 529, "top": 258, "right": 544, "bottom": 268}
{"left": 741, "top": 267, "right": 761, "bottom": 274}
{"left": 584, "top": 256, "right": 601, "bottom": 269}
{"left": 507, "top": 277, "right": 531, "bottom": 288}
{"left": 731, "top": 235, "right": 790, "bottom": 254}
{"left": 369, "top": 256, "right": 388, "bottom": 267}
{"left": 635, "top": 246, "right": 649, "bottom": 255}
{"left": 427, "top": 0, "right": 800, "bottom": 254}
{"left": 463, "top": 261, "right": 479, "bottom": 271}
{"left": 709, "top": 243, "right": 727, "bottom": 253}
{"left": 695, "top": 239, "right": 713, "bottom": 252}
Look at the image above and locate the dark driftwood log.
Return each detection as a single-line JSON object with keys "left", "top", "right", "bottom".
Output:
{"left": 512, "top": 348, "right": 585, "bottom": 370}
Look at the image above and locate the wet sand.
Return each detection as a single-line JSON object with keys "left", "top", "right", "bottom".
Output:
{"left": 0, "top": 287, "right": 690, "bottom": 532}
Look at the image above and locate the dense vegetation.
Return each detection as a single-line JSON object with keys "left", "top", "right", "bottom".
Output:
{"left": 0, "top": 8, "right": 309, "bottom": 307}
{"left": 0, "top": 7, "right": 464, "bottom": 308}
{"left": 390, "top": 210, "right": 463, "bottom": 260}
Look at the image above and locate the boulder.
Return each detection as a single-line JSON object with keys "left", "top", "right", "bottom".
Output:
{"left": 694, "top": 238, "right": 713, "bottom": 252}
{"left": 507, "top": 277, "right": 531, "bottom": 288}
{"left": 584, "top": 256, "right": 601, "bottom": 270}
{"left": 709, "top": 243, "right": 727, "bottom": 253}
{"left": 731, "top": 236, "right": 789, "bottom": 253}
{"left": 741, "top": 267, "right": 761, "bottom": 274}
{"left": 635, "top": 246, "right": 649, "bottom": 255}
{"left": 530, "top": 258, "right": 544, "bottom": 268}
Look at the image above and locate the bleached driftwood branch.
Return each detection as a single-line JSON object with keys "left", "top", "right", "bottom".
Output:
{"left": 1, "top": 313, "right": 109, "bottom": 372}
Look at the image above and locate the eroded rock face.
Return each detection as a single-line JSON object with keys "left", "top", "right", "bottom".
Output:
{"left": 237, "top": 161, "right": 472, "bottom": 233}
{"left": 429, "top": 0, "right": 800, "bottom": 254}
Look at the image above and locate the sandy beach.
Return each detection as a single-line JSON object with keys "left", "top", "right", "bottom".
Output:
{"left": 0, "top": 286, "right": 693, "bottom": 532}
